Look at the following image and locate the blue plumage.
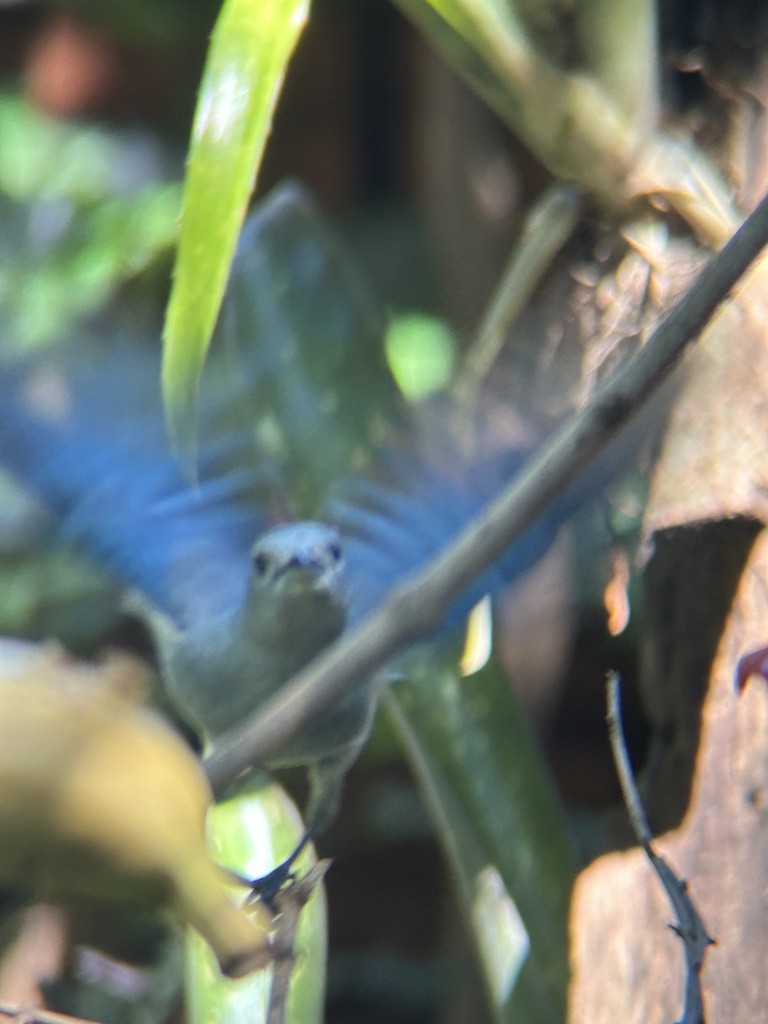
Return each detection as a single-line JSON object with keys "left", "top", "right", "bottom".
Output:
{"left": 0, "top": 351, "right": 265, "bottom": 625}
{"left": 0, "top": 346, "right": 576, "bottom": 647}
{"left": 0, "top": 340, "right": 600, "bottom": 892}
{"left": 326, "top": 419, "right": 573, "bottom": 630}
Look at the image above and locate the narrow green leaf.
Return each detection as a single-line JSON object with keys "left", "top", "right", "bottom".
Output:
{"left": 384, "top": 655, "right": 576, "bottom": 1022}
{"left": 162, "top": 0, "right": 310, "bottom": 449}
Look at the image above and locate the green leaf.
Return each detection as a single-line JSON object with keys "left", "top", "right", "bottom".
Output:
{"left": 185, "top": 778, "right": 326, "bottom": 1024}
{"left": 384, "top": 655, "right": 576, "bottom": 1022}
{"left": 162, "top": 0, "right": 310, "bottom": 450}
{"left": 384, "top": 312, "right": 457, "bottom": 399}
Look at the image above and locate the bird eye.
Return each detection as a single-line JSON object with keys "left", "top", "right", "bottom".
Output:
{"left": 253, "top": 551, "right": 271, "bottom": 576}
{"left": 328, "top": 542, "right": 343, "bottom": 563}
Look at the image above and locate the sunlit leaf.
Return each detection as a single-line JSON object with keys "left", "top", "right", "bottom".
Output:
{"left": 186, "top": 779, "right": 326, "bottom": 1024}
{"left": 384, "top": 312, "right": 457, "bottom": 400}
{"left": 162, "top": 0, "right": 310, "bottom": 450}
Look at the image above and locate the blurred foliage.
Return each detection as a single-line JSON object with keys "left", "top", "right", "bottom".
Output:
{"left": 390, "top": 0, "right": 655, "bottom": 211}
{"left": 0, "top": 430, "right": 119, "bottom": 651}
{"left": 186, "top": 780, "right": 327, "bottom": 1024}
{"left": 386, "top": 654, "right": 576, "bottom": 1023}
{"left": 0, "top": 159, "right": 584, "bottom": 1017}
{"left": 0, "top": 646, "right": 273, "bottom": 976}
{"left": 0, "top": 98, "right": 180, "bottom": 649}
{"left": 384, "top": 312, "right": 458, "bottom": 400}
{"left": 44, "top": 932, "right": 185, "bottom": 1024}
{"left": 215, "top": 182, "right": 401, "bottom": 511}
{"left": 0, "top": 524, "right": 120, "bottom": 650}
{"left": 0, "top": 0, "right": 668, "bottom": 1020}
{"left": 0, "top": 96, "right": 179, "bottom": 351}
{"left": 39, "top": 0, "right": 212, "bottom": 43}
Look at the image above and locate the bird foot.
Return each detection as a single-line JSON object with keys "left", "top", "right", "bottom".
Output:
{"left": 247, "top": 861, "right": 297, "bottom": 909}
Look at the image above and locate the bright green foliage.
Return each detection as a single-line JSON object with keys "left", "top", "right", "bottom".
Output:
{"left": 0, "top": 97, "right": 179, "bottom": 350}
{"left": 384, "top": 312, "right": 457, "bottom": 400}
{"left": 185, "top": 779, "right": 326, "bottom": 1024}
{"left": 162, "top": 0, "right": 310, "bottom": 451}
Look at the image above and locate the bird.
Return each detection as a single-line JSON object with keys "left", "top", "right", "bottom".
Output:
{"left": 0, "top": 340, "right": 603, "bottom": 900}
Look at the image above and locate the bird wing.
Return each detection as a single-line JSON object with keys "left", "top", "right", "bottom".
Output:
{"left": 0, "top": 345, "right": 271, "bottom": 627}
{"left": 326, "top": 406, "right": 602, "bottom": 632}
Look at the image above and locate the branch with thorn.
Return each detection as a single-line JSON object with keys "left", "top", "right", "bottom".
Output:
{"left": 258, "top": 861, "right": 331, "bottom": 1024}
{"left": 606, "top": 673, "right": 714, "bottom": 1024}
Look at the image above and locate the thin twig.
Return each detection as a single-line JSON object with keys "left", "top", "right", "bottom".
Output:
{"left": 606, "top": 673, "right": 714, "bottom": 1024}
{"left": 264, "top": 861, "right": 331, "bottom": 1024}
{"left": 205, "top": 190, "right": 768, "bottom": 797}
{"left": 605, "top": 672, "right": 653, "bottom": 844}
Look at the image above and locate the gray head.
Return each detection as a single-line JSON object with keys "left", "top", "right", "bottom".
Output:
{"left": 250, "top": 521, "right": 346, "bottom": 602}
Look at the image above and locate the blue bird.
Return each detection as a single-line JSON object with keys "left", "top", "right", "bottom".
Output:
{"left": 0, "top": 342, "right": 602, "bottom": 899}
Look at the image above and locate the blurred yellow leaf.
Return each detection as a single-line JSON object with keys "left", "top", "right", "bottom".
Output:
{"left": 0, "top": 645, "right": 272, "bottom": 978}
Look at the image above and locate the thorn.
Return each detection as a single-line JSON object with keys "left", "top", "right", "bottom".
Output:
{"left": 735, "top": 645, "right": 768, "bottom": 691}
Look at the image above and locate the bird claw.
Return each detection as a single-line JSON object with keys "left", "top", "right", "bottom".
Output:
{"left": 246, "top": 861, "right": 297, "bottom": 910}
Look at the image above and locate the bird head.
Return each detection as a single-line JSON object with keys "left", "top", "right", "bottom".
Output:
{"left": 249, "top": 521, "right": 347, "bottom": 607}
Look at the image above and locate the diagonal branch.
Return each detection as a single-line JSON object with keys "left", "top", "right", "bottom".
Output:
{"left": 205, "top": 190, "right": 768, "bottom": 797}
